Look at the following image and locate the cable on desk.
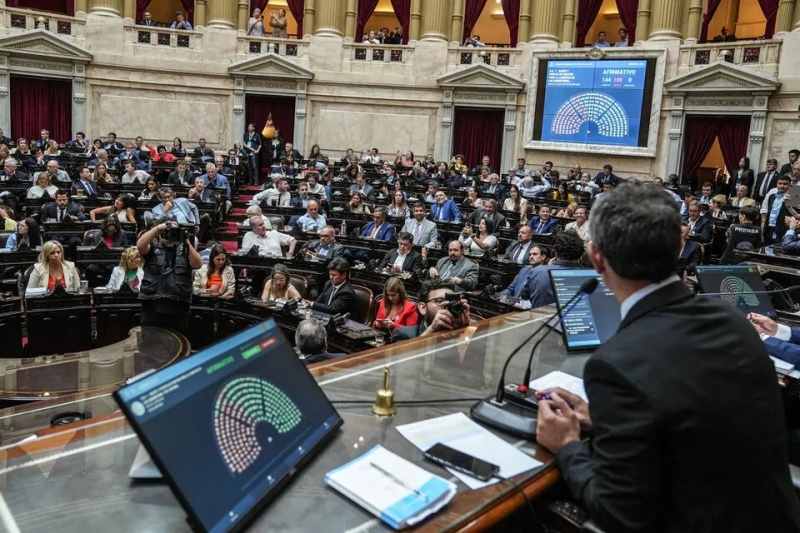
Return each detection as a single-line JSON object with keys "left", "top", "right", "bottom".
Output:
{"left": 496, "top": 474, "right": 538, "bottom": 523}
{"left": 331, "top": 398, "right": 483, "bottom": 406}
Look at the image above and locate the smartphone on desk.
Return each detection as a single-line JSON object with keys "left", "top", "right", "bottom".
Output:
{"left": 423, "top": 443, "right": 499, "bottom": 481}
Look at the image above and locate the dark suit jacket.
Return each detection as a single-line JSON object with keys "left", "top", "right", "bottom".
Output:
{"left": 555, "top": 281, "right": 800, "bottom": 532}
{"left": 688, "top": 216, "right": 713, "bottom": 244}
{"left": 754, "top": 170, "right": 779, "bottom": 202}
{"left": 677, "top": 240, "right": 701, "bottom": 275}
{"left": 504, "top": 240, "right": 533, "bottom": 264}
{"left": 468, "top": 209, "right": 506, "bottom": 230}
{"left": 781, "top": 162, "right": 793, "bottom": 177}
{"left": 312, "top": 280, "right": 355, "bottom": 315}
{"left": 72, "top": 179, "right": 100, "bottom": 198}
{"left": 41, "top": 201, "right": 86, "bottom": 222}
{"left": 87, "top": 229, "right": 130, "bottom": 248}
{"left": 528, "top": 216, "right": 559, "bottom": 234}
{"left": 378, "top": 249, "right": 422, "bottom": 272}
{"left": 359, "top": 221, "right": 396, "bottom": 241}
{"left": 481, "top": 183, "right": 506, "bottom": 201}
{"left": 0, "top": 170, "right": 30, "bottom": 181}
{"left": 732, "top": 168, "right": 755, "bottom": 194}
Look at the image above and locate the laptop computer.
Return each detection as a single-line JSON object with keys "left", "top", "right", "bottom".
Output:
{"left": 695, "top": 264, "right": 777, "bottom": 318}
{"left": 114, "top": 319, "right": 342, "bottom": 533}
{"left": 548, "top": 269, "right": 622, "bottom": 352}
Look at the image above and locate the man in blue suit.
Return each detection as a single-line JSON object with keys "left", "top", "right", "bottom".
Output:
{"left": 201, "top": 163, "right": 232, "bottom": 215}
{"left": 782, "top": 216, "right": 800, "bottom": 254}
{"left": 593, "top": 164, "right": 619, "bottom": 187}
{"left": 71, "top": 166, "right": 100, "bottom": 198}
{"left": 359, "top": 209, "right": 396, "bottom": 241}
{"left": 501, "top": 245, "right": 549, "bottom": 298}
{"left": 749, "top": 312, "right": 800, "bottom": 366}
{"left": 686, "top": 201, "right": 713, "bottom": 244}
{"left": 528, "top": 204, "right": 559, "bottom": 234}
{"left": 430, "top": 190, "right": 462, "bottom": 223}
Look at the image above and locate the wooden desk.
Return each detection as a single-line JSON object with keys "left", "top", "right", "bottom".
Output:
{"left": 0, "top": 308, "right": 581, "bottom": 532}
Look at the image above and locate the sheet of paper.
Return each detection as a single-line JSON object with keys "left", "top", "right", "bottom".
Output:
{"left": 529, "top": 370, "right": 588, "bottom": 403}
{"left": 396, "top": 412, "right": 542, "bottom": 490}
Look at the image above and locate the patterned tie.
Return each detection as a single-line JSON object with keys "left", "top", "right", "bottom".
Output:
{"left": 413, "top": 223, "right": 420, "bottom": 244}
{"left": 513, "top": 244, "right": 523, "bottom": 263}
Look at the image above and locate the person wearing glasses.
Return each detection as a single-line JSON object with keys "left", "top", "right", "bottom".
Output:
{"left": 392, "top": 280, "right": 471, "bottom": 342}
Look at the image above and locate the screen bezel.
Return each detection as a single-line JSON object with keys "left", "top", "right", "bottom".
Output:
{"left": 523, "top": 49, "right": 666, "bottom": 158}
{"left": 695, "top": 265, "right": 777, "bottom": 318}
{"left": 114, "top": 320, "right": 343, "bottom": 533}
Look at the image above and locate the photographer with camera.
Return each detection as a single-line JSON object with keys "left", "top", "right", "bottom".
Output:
{"left": 137, "top": 219, "right": 202, "bottom": 336}
{"left": 392, "top": 280, "right": 471, "bottom": 342}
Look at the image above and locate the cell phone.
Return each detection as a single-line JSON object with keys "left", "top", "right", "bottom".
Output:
{"left": 423, "top": 443, "right": 499, "bottom": 481}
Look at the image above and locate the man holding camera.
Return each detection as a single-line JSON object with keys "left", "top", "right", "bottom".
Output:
{"left": 137, "top": 219, "right": 202, "bottom": 336}
{"left": 392, "top": 280, "right": 471, "bottom": 342}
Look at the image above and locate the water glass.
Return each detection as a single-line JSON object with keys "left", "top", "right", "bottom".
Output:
{"left": 79, "top": 280, "right": 88, "bottom": 293}
{"left": 374, "top": 333, "right": 385, "bottom": 347}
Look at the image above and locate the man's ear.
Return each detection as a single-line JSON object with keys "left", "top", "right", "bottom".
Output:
{"left": 587, "top": 242, "right": 605, "bottom": 274}
{"left": 417, "top": 301, "right": 426, "bottom": 316}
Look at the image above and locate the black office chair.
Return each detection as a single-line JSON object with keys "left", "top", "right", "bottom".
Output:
{"left": 350, "top": 284, "right": 373, "bottom": 324}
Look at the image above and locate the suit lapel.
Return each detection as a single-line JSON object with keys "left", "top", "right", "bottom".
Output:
{"left": 619, "top": 281, "right": 693, "bottom": 331}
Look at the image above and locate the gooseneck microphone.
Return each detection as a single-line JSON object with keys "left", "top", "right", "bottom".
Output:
{"left": 471, "top": 277, "right": 599, "bottom": 439}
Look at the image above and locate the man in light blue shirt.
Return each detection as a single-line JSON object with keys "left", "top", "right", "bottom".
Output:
{"left": 501, "top": 246, "right": 548, "bottom": 298}
{"left": 296, "top": 200, "right": 327, "bottom": 233}
{"left": 593, "top": 31, "right": 611, "bottom": 47}
{"left": 760, "top": 175, "right": 791, "bottom": 244}
{"left": 170, "top": 11, "right": 192, "bottom": 30}
{"left": 151, "top": 187, "right": 199, "bottom": 226}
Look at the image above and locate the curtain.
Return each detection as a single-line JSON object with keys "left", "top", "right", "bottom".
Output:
{"left": 462, "top": 0, "right": 488, "bottom": 43}
{"left": 681, "top": 116, "right": 722, "bottom": 183}
{"left": 178, "top": 0, "right": 194, "bottom": 25}
{"left": 356, "top": 0, "right": 380, "bottom": 42}
{"left": 717, "top": 117, "right": 751, "bottom": 177}
{"left": 15, "top": 0, "right": 73, "bottom": 15}
{"left": 286, "top": 0, "right": 305, "bottom": 37}
{"left": 757, "top": 0, "right": 780, "bottom": 38}
{"left": 576, "top": 0, "right": 604, "bottom": 46}
{"left": 390, "top": 0, "right": 411, "bottom": 44}
{"left": 452, "top": 108, "right": 504, "bottom": 172}
{"left": 135, "top": 0, "right": 152, "bottom": 25}
{"left": 251, "top": 0, "right": 268, "bottom": 13}
{"left": 615, "top": 0, "right": 638, "bottom": 45}
{"left": 245, "top": 94, "right": 296, "bottom": 146}
{"left": 10, "top": 76, "right": 72, "bottom": 144}
{"left": 699, "top": 0, "right": 723, "bottom": 43}
{"left": 501, "top": 0, "right": 521, "bottom": 46}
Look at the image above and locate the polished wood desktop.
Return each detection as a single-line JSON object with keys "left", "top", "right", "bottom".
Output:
{"left": 0, "top": 308, "right": 587, "bottom": 532}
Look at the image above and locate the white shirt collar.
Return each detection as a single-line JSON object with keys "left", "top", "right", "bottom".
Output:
{"left": 620, "top": 275, "right": 680, "bottom": 320}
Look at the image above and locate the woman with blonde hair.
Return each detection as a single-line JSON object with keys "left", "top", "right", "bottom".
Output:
{"left": 194, "top": 243, "right": 236, "bottom": 297}
{"left": 107, "top": 246, "right": 143, "bottom": 290}
{"left": 261, "top": 263, "right": 301, "bottom": 301}
{"left": 27, "top": 172, "right": 58, "bottom": 199}
{"left": 27, "top": 240, "right": 81, "bottom": 291}
{"left": 708, "top": 194, "right": 728, "bottom": 221}
{"left": 372, "top": 277, "right": 418, "bottom": 332}
{"left": 555, "top": 202, "right": 579, "bottom": 219}
{"left": 270, "top": 9, "right": 288, "bottom": 38}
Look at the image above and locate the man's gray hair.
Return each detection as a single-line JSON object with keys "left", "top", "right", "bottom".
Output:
{"left": 295, "top": 318, "right": 326, "bottom": 356}
{"left": 206, "top": 162, "right": 216, "bottom": 172}
{"left": 4, "top": 158, "right": 16, "bottom": 168}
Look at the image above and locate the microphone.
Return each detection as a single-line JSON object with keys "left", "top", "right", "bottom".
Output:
{"left": 470, "top": 277, "right": 599, "bottom": 439}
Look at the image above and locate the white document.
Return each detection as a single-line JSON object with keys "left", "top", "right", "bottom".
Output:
{"left": 529, "top": 370, "right": 588, "bottom": 403}
{"left": 771, "top": 355, "right": 795, "bottom": 375}
{"left": 396, "top": 412, "right": 542, "bottom": 490}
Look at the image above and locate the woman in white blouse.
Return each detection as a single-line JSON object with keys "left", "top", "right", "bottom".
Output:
{"left": 27, "top": 172, "right": 58, "bottom": 199}
{"left": 458, "top": 217, "right": 498, "bottom": 255}
{"left": 247, "top": 8, "right": 265, "bottom": 36}
{"left": 107, "top": 246, "right": 144, "bottom": 291}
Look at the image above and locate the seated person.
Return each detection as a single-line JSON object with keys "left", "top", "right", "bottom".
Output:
{"left": 501, "top": 245, "right": 550, "bottom": 298}
{"left": 170, "top": 10, "right": 193, "bottom": 30}
{"left": 188, "top": 176, "right": 219, "bottom": 205}
{"left": 0, "top": 205, "right": 14, "bottom": 231}
{"left": 719, "top": 206, "right": 762, "bottom": 264}
{"left": 251, "top": 178, "right": 291, "bottom": 207}
{"left": 749, "top": 312, "right": 800, "bottom": 366}
{"left": 430, "top": 191, "right": 462, "bottom": 223}
{"left": 392, "top": 280, "right": 471, "bottom": 341}
{"left": 202, "top": 162, "right": 231, "bottom": 198}
{"left": 91, "top": 194, "right": 136, "bottom": 223}
{"left": 5, "top": 217, "right": 43, "bottom": 250}
{"left": 240, "top": 205, "right": 273, "bottom": 229}
{"left": 468, "top": 199, "right": 506, "bottom": 230}
{"left": 427, "top": 240, "right": 478, "bottom": 291}
{"left": 35, "top": 160, "right": 71, "bottom": 184}
{"left": 378, "top": 232, "right": 422, "bottom": 273}
{"left": 120, "top": 160, "right": 150, "bottom": 184}
{"left": 403, "top": 202, "right": 438, "bottom": 248}
{"left": 520, "top": 230, "right": 584, "bottom": 307}
{"left": 140, "top": 176, "right": 161, "bottom": 201}
{"left": 72, "top": 166, "right": 101, "bottom": 199}
{"left": 261, "top": 263, "right": 302, "bottom": 302}
{"left": 346, "top": 191, "right": 372, "bottom": 214}
{"left": 529, "top": 204, "right": 559, "bottom": 234}
{"left": 459, "top": 217, "right": 498, "bottom": 255}
{"left": 107, "top": 246, "right": 143, "bottom": 291}
{"left": 166, "top": 160, "right": 194, "bottom": 187}
{"left": 150, "top": 187, "right": 199, "bottom": 226}
{"left": 88, "top": 149, "right": 115, "bottom": 170}
{"left": 349, "top": 174, "right": 375, "bottom": 199}
{"left": 295, "top": 318, "right": 345, "bottom": 365}
{"left": 686, "top": 200, "right": 713, "bottom": 244}
{"left": 565, "top": 206, "right": 591, "bottom": 243}
{"left": 482, "top": 173, "right": 506, "bottom": 201}
{"left": 301, "top": 257, "right": 355, "bottom": 315}
{"left": 359, "top": 209, "right": 396, "bottom": 241}
{"left": 41, "top": 189, "right": 86, "bottom": 222}
{"left": 193, "top": 138, "right": 214, "bottom": 160}
{"left": 290, "top": 182, "right": 314, "bottom": 209}
{"left": 303, "top": 225, "right": 344, "bottom": 260}
{"left": 193, "top": 243, "right": 235, "bottom": 297}
{"left": 372, "top": 276, "right": 419, "bottom": 333}
{"left": 505, "top": 226, "right": 534, "bottom": 264}
{"left": 241, "top": 215, "right": 296, "bottom": 257}
{"left": 87, "top": 215, "right": 129, "bottom": 248}
{"left": 27, "top": 240, "right": 81, "bottom": 291}
{"left": 677, "top": 223, "right": 701, "bottom": 277}
{"left": 519, "top": 174, "right": 551, "bottom": 199}
{"left": 1, "top": 158, "right": 29, "bottom": 181}
{"left": 296, "top": 200, "right": 327, "bottom": 233}
{"left": 27, "top": 172, "right": 58, "bottom": 199}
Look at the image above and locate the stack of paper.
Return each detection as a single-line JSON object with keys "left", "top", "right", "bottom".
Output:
{"left": 325, "top": 445, "right": 457, "bottom": 530}
{"left": 529, "top": 370, "right": 588, "bottom": 403}
{"left": 771, "top": 355, "right": 796, "bottom": 375}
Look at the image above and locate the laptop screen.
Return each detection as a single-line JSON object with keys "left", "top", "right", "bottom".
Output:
{"left": 114, "top": 320, "right": 342, "bottom": 533}
{"left": 695, "top": 264, "right": 777, "bottom": 318}
{"left": 549, "top": 269, "right": 622, "bottom": 351}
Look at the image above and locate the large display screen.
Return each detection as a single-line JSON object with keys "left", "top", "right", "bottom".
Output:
{"left": 533, "top": 59, "right": 656, "bottom": 148}
{"left": 115, "top": 320, "right": 342, "bottom": 533}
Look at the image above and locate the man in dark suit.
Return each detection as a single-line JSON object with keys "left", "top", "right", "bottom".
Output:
{"left": 592, "top": 164, "right": 619, "bottom": 187}
{"left": 71, "top": 166, "right": 100, "bottom": 198}
{"left": 481, "top": 174, "right": 506, "bottom": 201}
{"left": 535, "top": 181, "right": 800, "bottom": 532}
{"left": 295, "top": 318, "right": 344, "bottom": 365}
{"left": 303, "top": 226, "right": 344, "bottom": 260}
{"left": 392, "top": 280, "right": 471, "bottom": 342}
{"left": 41, "top": 189, "right": 86, "bottom": 260}
{"left": 139, "top": 10, "right": 158, "bottom": 26}
{"left": 0, "top": 158, "right": 29, "bottom": 181}
{"left": 468, "top": 199, "right": 506, "bottom": 229}
{"left": 504, "top": 225, "right": 533, "bottom": 265}
{"left": 754, "top": 158, "right": 780, "bottom": 203}
{"left": 528, "top": 204, "right": 559, "bottom": 235}
{"left": 378, "top": 232, "right": 422, "bottom": 273}
{"left": 677, "top": 223, "right": 701, "bottom": 276}
{"left": 303, "top": 258, "right": 355, "bottom": 315}
{"left": 349, "top": 174, "right": 375, "bottom": 200}
{"left": 780, "top": 149, "right": 799, "bottom": 177}
{"left": 761, "top": 174, "right": 793, "bottom": 245}
{"left": 686, "top": 200, "right": 713, "bottom": 244}
{"left": 243, "top": 122, "right": 262, "bottom": 185}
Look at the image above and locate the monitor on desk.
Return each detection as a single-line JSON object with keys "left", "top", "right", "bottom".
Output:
{"left": 696, "top": 264, "right": 777, "bottom": 318}
{"left": 549, "top": 269, "right": 621, "bottom": 351}
{"left": 114, "top": 319, "right": 343, "bottom": 533}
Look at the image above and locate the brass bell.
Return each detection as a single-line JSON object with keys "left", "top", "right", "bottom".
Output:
{"left": 372, "top": 366, "right": 396, "bottom": 416}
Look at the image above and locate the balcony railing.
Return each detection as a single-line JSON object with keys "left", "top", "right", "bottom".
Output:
{"left": 678, "top": 39, "right": 781, "bottom": 76}
{"left": 236, "top": 36, "right": 309, "bottom": 61}
{"left": 446, "top": 46, "right": 523, "bottom": 73}
{"left": 125, "top": 25, "right": 202, "bottom": 54}
{"left": 345, "top": 43, "right": 413, "bottom": 64}
{"left": 4, "top": 7, "right": 85, "bottom": 45}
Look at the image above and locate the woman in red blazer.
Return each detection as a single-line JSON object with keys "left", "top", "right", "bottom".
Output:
{"left": 372, "top": 277, "right": 419, "bottom": 332}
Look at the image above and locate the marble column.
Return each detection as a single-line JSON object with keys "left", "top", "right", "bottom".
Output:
{"left": 421, "top": 0, "right": 451, "bottom": 41}
{"left": 648, "top": 0, "right": 683, "bottom": 40}
{"left": 684, "top": 0, "right": 703, "bottom": 42}
{"left": 344, "top": 0, "right": 357, "bottom": 40}
{"left": 530, "top": 0, "right": 560, "bottom": 42}
{"left": 89, "top": 0, "right": 122, "bottom": 17}
{"left": 314, "top": 0, "right": 345, "bottom": 37}
{"left": 637, "top": 0, "right": 651, "bottom": 41}
{"left": 409, "top": 0, "right": 422, "bottom": 41}
{"left": 794, "top": 0, "right": 800, "bottom": 29}
{"left": 236, "top": 0, "right": 248, "bottom": 32}
{"left": 195, "top": 0, "right": 207, "bottom": 28}
{"left": 518, "top": 0, "right": 532, "bottom": 44}
{"left": 206, "top": 0, "right": 236, "bottom": 29}
{"left": 75, "top": 0, "right": 87, "bottom": 16}
{"left": 775, "top": 0, "right": 796, "bottom": 35}
{"left": 304, "top": 0, "right": 316, "bottom": 38}
{"left": 122, "top": 0, "right": 134, "bottom": 21}
{"left": 562, "top": 0, "right": 576, "bottom": 45}
{"left": 450, "top": 0, "right": 464, "bottom": 43}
